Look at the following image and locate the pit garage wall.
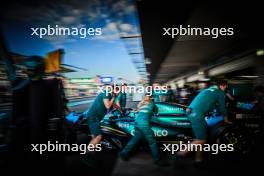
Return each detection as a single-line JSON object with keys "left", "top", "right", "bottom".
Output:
{"left": 166, "top": 51, "right": 263, "bottom": 102}
{"left": 228, "top": 84, "right": 254, "bottom": 101}
{"left": 255, "top": 54, "right": 264, "bottom": 86}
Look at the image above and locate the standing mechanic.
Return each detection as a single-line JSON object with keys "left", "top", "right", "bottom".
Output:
{"left": 120, "top": 93, "right": 165, "bottom": 166}
{"left": 178, "top": 80, "right": 229, "bottom": 162}
{"left": 114, "top": 83, "right": 127, "bottom": 112}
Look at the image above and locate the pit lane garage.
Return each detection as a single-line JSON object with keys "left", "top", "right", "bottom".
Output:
{"left": 110, "top": 1, "right": 264, "bottom": 175}
{"left": 137, "top": 0, "right": 263, "bottom": 139}
{"left": 0, "top": 0, "right": 264, "bottom": 176}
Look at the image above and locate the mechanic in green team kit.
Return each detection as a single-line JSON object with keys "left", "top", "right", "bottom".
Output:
{"left": 114, "top": 83, "right": 127, "bottom": 112}
{"left": 84, "top": 86, "right": 116, "bottom": 146}
{"left": 178, "top": 80, "right": 229, "bottom": 162}
{"left": 82, "top": 85, "right": 119, "bottom": 165}
{"left": 119, "top": 93, "right": 165, "bottom": 166}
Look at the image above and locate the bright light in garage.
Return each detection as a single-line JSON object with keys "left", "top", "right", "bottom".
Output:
{"left": 145, "top": 58, "right": 152, "bottom": 64}
{"left": 198, "top": 71, "right": 204, "bottom": 75}
{"left": 176, "top": 79, "right": 185, "bottom": 88}
{"left": 256, "top": 49, "right": 264, "bottom": 56}
{"left": 187, "top": 74, "right": 204, "bottom": 82}
{"left": 200, "top": 78, "right": 210, "bottom": 81}
{"left": 237, "top": 75, "right": 259, "bottom": 78}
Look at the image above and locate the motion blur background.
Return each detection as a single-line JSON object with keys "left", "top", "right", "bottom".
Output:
{"left": 0, "top": 0, "right": 263, "bottom": 176}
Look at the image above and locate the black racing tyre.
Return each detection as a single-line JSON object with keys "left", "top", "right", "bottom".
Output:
{"left": 101, "top": 136, "right": 126, "bottom": 150}
{"left": 209, "top": 123, "right": 252, "bottom": 155}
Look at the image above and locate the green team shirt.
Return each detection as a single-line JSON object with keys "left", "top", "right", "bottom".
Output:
{"left": 86, "top": 91, "right": 112, "bottom": 120}
{"left": 114, "top": 92, "right": 127, "bottom": 108}
{"left": 120, "top": 93, "right": 127, "bottom": 108}
{"left": 167, "top": 89, "right": 174, "bottom": 96}
{"left": 135, "top": 101, "right": 155, "bottom": 126}
{"left": 152, "top": 90, "right": 161, "bottom": 102}
{"left": 152, "top": 89, "right": 168, "bottom": 102}
{"left": 189, "top": 86, "right": 227, "bottom": 116}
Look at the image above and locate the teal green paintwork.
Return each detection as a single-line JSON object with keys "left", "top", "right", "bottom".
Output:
{"left": 155, "top": 103, "right": 186, "bottom": 115}
{"left": 100, "top": 102, "right": 191, "bottom": 139}
{"left": 151, "top": 116, "right": 191, "bottom": 128}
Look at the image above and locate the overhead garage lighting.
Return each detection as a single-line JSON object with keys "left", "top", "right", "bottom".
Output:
{"left": 208, "top": 56, "right": 254, "bottom": 76}
{"left": 256, "top": 49, "right": 264, "bottom": 56}
{"left": 200, "top": 78, "right": 211, "bottom": 81}
{"left": 176, "top": 79, "right": 185, "bottom": 88}
{"left": 237, "top": 75, "right": 259, "bottom": 78}
{"left": 198, "top": 71, "right": 204, "bottom": 75}
{"left": 186, "top": 74, "right": 204, "bottom": 82}
{"left": 145, "top": 58, "right": 152, "bottom": 64}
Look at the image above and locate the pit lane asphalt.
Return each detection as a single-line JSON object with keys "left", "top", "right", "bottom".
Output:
{"left": 63, "top": 132, "right": 263, "bottom": 176}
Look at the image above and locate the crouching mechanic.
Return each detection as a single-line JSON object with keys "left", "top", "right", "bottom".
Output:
{"left": 178, "top": 80, "right": 229, "bottom": 162}
{"left": 120, "top": 93, "right": 165, "bottom": 166}
{"left": 83, "top": 86, "right": 116, "bottom": 159}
